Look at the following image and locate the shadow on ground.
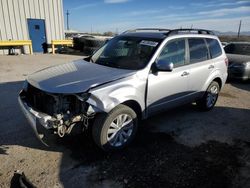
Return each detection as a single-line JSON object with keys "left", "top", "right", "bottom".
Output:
{"left": 58, "top": 129, "right": 244, "bottom": 188}
{"left": 228, "top": 80, "right": 250, "bottom": 92}
{"left": 57, "top": 103, "right": 250, "bottom": 188}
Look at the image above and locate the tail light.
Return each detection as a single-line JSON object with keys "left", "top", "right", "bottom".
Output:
{"left": 225, "top": 58, "right": 228, "bottom": 67}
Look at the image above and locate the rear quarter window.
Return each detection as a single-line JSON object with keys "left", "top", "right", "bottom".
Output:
{"left": 188, "top": 38, "right": 209, "bottom": 64}
{"left": 206, "top": 38, "right": 222, "bottom": 58}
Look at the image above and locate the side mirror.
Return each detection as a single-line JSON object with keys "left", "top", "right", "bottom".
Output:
{"left": 156, "top": 60, "right": 174, "bottom": 71}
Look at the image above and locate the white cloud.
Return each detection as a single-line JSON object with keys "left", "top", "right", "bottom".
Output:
{"left": 71, "top": 3, "right": 99, "bottom": 10}
{"left": 175, "top": 16, "right": 250, "bottom": 32}
{"left": 152, "top": 6, "right": 250, "bottom": 22}
{"left": 70, "top": 0, "right": 132, "bottom": 10}
{"left": 70, "top": 0, "right": 250, "bottom": 33}
{"left": 191, "top": 0, "right": 249, "bottom": 7}
{"left": 104, "top": 0, "right": 131, "bottom": 4}
{"left": 116, "top": 12, "right": 250, "bottom": 32}
{"left": 140, "top": 15, "right": 249, "bottom": 32}
{"left": 198, "top": 6, "right": 250, "bottom": 16}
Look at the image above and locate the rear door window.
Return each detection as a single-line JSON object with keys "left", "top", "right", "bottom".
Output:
{"left": 188, "top": 38, "right": 209, "bottom": 63}
{"left": 206, "top": 38, "right": 222, "bottom": 58}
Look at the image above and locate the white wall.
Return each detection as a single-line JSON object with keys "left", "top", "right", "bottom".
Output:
{"left": 0, "top": 0, "right": 65, "bottom": 54}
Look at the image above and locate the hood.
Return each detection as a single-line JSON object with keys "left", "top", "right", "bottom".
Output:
{"left": 227, "top": 54, "right": 250, "bottom": 65}
{"left": 27, "top": 59, "right": 135, "bottom": 94}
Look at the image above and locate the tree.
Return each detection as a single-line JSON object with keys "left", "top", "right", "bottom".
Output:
{"left": 103, "top": 31, "right": 114, "bottom": 36}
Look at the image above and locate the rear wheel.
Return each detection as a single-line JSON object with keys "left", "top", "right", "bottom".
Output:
{"left": 196, "top": 81, "right": 220, "bottom": 111}
{"left": 92, "top": 104, "right": 138, "bottom": 151}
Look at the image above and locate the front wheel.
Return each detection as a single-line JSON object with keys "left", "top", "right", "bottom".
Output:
{"left": 196, "top": 81, "right": 220, "bottom": 111}
{"left": 92, "top": 104, "right": 138, "bottom": 151}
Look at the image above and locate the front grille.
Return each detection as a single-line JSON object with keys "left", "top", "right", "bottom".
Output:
{"left": 24, "top": 84, "right": 85, "bottom": 116}
{"left": 25, "top": 84, "right": 57, "bottom": 116}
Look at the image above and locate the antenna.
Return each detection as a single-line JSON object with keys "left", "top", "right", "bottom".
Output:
{"left": 237, "top": 20, "right": 242, "bottom": 38}
{"left": 66, "top": 10, "right": 70, "bottom": 30}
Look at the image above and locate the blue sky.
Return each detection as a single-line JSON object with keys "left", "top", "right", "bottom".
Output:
{"left": 63, "top": 0, "right": 250, "bottom": 33}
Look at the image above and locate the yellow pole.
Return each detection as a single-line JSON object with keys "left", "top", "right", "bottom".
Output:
{"left": 52, "top": 43, "right": 55, "bottom": 54}
{"left": 29, "top": 43, "right": 33, "bottom": 54}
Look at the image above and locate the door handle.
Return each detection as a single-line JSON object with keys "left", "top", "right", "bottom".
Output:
{"left": 208, "top": 65, "right": 214, "bottom": 69}
{"left": 181, "top": 71, "right": 190, "bottom": 76}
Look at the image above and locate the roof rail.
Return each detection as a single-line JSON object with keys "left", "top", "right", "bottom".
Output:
{"left": 123, "top": 28, "right": 170, "bottom": 33}
{"left": 167, "top": 29, "right": 215, "bottom": 35}
{"left": 123, "top": 28, "right": 215, "bottom": 35}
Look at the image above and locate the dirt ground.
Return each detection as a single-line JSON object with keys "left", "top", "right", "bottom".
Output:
{"left": 0, "top": 54, "right": 250, "bottom": 188}
{"left": 219, "top": 35, "right": 250, "bottom": 42}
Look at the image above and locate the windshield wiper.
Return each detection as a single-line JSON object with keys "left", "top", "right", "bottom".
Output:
{"left": 97, "top": 60, "right": 122, "bottom": 69}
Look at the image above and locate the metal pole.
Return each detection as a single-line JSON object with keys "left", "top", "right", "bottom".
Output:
{"left": 237, "top": 20, "right": 242, "bottom": 38}
{"left": 66, "top": 10, "right": 70, "bottom": 30}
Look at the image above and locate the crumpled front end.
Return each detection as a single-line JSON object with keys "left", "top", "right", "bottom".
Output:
{"left": 18, "top": 82, "right": 97, "bottom": 145}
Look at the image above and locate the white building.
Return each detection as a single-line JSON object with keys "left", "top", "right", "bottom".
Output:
{"left": 0, "top": 0, "right": 65, "bottom": 54}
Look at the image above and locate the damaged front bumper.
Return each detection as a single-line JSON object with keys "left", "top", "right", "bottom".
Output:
{"left": 18, "top": 95, "right": 54, "bottom": 146}
{"left": 18, "top": 88, "right": 98, "bottom": 146}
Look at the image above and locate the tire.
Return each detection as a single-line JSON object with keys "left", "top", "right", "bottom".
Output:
{"left": 196, "top": 81, "right": 220, "bottom": 111}
{"left": 92, "top": 104, "right": 138, "bottom": 151}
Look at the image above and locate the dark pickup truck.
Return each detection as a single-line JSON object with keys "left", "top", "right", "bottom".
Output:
{"left": 225, "top": 42, "right": 250, "bottom": 81}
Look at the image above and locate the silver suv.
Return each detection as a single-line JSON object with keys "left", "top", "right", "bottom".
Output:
{"left": 19, "top": 29, "right": 228, "bottom": 151}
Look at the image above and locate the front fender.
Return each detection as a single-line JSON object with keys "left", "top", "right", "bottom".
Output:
{"left": 86, "top": 77, "right": 146, "bottom": 114}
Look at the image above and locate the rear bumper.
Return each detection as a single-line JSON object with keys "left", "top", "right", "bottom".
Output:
{"left": 18, "top": 93, "right": 55, "bottom": 146}
{"left": 228, "top": 67, "right": 250, "bottom": 80}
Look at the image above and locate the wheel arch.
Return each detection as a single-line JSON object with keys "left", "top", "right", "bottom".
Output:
{"left": 212, "top": 77, "right": 222, "bottom": 89}
{"left": 202, "top": 70, "right": 224, "bottom": 92}
{"left": 122, "top": 100, "right": 142, "bottom": 120}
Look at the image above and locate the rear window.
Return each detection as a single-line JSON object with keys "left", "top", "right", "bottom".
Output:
{"left": 188, "top": 38, "right": 209, "bottom": 63}
{"left": 224, "top": 43, "right": 250, "bottom": 55}
{"left": 206, "top": 38, "right": 222, "bottom": 58}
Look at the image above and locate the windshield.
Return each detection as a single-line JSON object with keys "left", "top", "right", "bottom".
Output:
{"left": 224, "top": 43, "right": 250, "bottom": 56}
{"left": 90, "top": 36, "right": 161, "bottom": 70}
